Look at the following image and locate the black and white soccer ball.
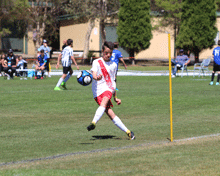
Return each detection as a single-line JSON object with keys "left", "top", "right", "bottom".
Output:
{"left": 77, "top": 70, "right": 93, "bottom": 86}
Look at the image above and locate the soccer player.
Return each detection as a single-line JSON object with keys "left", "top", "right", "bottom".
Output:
{"left": 110, "top": 42, "right": 127, "bottom": 91}
{"left": 87, "top": 41, "right": 135, "bottom": 140}
{"left": 210, "top": 40, "right": 220, "bottom": 85}
{"left": 35, "top": 49, "right": 48, "bottom": 79}
{"left": 38, "top": 39, "right": 51, "bottom": 77}
{"left": 54, "top": 39, "right": 79, "bottom": 90}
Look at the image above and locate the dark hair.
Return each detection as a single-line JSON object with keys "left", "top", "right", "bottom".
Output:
{"left": 67, "top": 39, "right": 73, "bottom": 45}
{"left": 218, "top": 40, "right": 220, "bottom": 46}
{"left": 102, "top": 41, "right": 114, "bottom": 51}
{"left": 40, "top": 49, "right": 44, "bottom": 53}
{"left": 114, "top": 42, "right": 119, "bottom": 48}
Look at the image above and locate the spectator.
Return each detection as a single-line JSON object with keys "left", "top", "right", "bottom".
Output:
{"left": 110, "top": 42, "right": 127, "bottom": 91}
{"left": 35, "top": 49, "right": 48, "bottom": 79}
{"left": 0, "top": 53, "right": 6, "bottom": 77}
{"left": 17, "top": 56, "right": 27, "bottom": 77}
{"left": 2, "top": 49, "right": 18, "bottom": 79}
{"left": 209, "top": 40, "right": 220, "bottom": 85}
{"left": 38, "top": 39, "right": 51, "bottom": 77}
{"left": 171, "top": 49, "right": 190, "bottom": 77}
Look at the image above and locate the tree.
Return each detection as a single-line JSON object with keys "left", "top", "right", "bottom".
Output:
{"left": 0, "top": 0, "right": 30, "bottom": 51}
{"left": 28, "top": 0, "right": 64, "bottom": 55}
{"left": 153, "top": 0, "right": 182, "bottom": 57}
{"left": 65, "top": 0, "right": 120, "bottom": 59}
{"left": 176, "top": 0, "right": 217, "bottom": 62}
{"left": 117, "top": 0, "right": 152, "bottom": 62}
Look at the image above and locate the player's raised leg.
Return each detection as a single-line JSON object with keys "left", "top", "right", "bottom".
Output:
{"left": 106, "top": 108, "right": 135, "bottom": 140}
{"left": 87, "top": 96, "right": 109, "bottom": 131}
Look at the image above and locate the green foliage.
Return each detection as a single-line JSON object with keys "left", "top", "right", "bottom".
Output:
{"left": 0, "top": 28, "right": 11, "bottom": 38}
{"left": 0, "top": 0, "right": 29, "bottom": 38}
{"left": 154, "top": 0, "right": 182, "bottom": 18}
{"left": 176, "top": 0, "right": 218, "bottom": 59}
{"left": 153, "top": 0, "right": 182, "bottom": 31}
{"left": 117, "top": 0, "right": 152, "bottom": 56}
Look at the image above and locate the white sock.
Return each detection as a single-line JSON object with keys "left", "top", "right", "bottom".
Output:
{"left": 64, "top": 74, "right": 71, "bottom": 83}
{"left": 56, "top": 77, "right": 64, "bottom": 87}
{"left": 112, "top": 116, "right": 128, "bottom": 133}
{"left": 92, "top": 106, "right": 106, "bottom": 124}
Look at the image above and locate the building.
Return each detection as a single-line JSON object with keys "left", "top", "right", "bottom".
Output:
{"left": 59, "top": 13, "right": 220, "bottom": 61}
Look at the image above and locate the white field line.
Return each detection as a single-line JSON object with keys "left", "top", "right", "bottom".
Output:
{"left": 0, "top": 133, "right": 219, "bottom": 167}
{"left": 45, "top": 69, "right": 211, "bottom": 77}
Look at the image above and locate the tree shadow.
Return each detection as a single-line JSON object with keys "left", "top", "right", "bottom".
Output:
{"left": 91, "top": 135, "right": 121, "bottom": 140}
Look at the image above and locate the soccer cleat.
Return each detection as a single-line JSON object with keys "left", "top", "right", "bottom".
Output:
{"left": 35, "top": 76, "right": 37, "bottom": 80}
{"left": 127, "top": 131, "right": 135, "bottom": 140}
{"left": 87, "top": 123, "right": 96, "bottom": 131}
{"left": 54, "top": 86, "right": 62, "bottom": 91}
{"left": 61, "top": 82, "right": 67, "bottom": 90}
{"left": 216, "top": 82, "right": 219, "bottom": 85}
{"left": 209, "top": 81, "right": 213, "bottom": 85}
{"left": 41, "top": 77, "right": 43, "bottom": 79}
{"left": 116, "top": 88, "right": 119, "bottom": 91}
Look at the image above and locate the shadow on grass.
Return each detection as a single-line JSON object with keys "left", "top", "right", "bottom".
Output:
{"left": 91, "top": 135, "right": 121, "bottom": 140}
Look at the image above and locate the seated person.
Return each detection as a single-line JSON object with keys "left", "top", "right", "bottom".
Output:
{"left": 0, "top": 54, "right": 6, "bottom": 77}
{"left": 35, "top": 49, "right": 48, "bottom": 79}
{"left": 17, "top": 56, "right": 27, "bottom": 77}
{"left": 2, "top": 49, "right": 18, "bottom": 79}
{"left": 171, "top": 49, "right": 190, "bottom": 77}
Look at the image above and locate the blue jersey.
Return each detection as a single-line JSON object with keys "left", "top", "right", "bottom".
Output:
{"left": 38, "top": 45, "right": 51, "bottom": 58}
{"left": 110, "top": 49, "right": 123, "bottom": 68}
{"left": 213, "top": 46, "right": 220, "bottom": 65}
{"left": 38, "top": 54, "right": 48, "bottom": 67}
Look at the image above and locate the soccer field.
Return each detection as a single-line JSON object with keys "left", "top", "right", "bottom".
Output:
{"left": 0, "top": 74, "right": 220, "bottom": 175}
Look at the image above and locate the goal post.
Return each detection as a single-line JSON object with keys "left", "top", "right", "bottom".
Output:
{"left": 168, "top": 33, "right": 173, "bottom": 142}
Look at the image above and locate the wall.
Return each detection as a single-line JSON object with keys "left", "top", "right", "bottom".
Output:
{"left": 60, "top": 19, "right": 100, "bottom": 56}
{"left": 59, "top": 17, "right": 220, "bottom": 60}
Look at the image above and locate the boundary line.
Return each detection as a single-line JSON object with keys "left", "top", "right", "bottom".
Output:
{"left": 0, "top": 133, "right": 219, "bottom": 167}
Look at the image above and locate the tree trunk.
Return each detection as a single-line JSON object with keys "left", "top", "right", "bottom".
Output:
{"left": 99, "top": 0, "right": 107, "bottom": 45}
{"left": 41, "top": 0, "right": 48, "bottom": 41}
{"left": 35, "top": 21, "right": 41, "bottom": 56}
{"left": 100, "top": 19, "right": 106, "bottom": 45}
{"left": 128, "top": 48, "right": 135, "bottom": 65}
{"left": 194, "top": 49, "right": 199, "bottom": 63}
{"left": 83, "top": 18, "right": 95, "bottom": 60}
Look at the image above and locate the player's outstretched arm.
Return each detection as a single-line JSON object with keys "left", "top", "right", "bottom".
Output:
{"left": 56, "top": 53, "right": 62, "bottom": 69}
{"left": 113, "top": 92, "right": 121, "bottom": 105}
{"left": 71, "top": 56, "right": 79, "bottom": 70}
{"left": 92, "top": 71, "right": 102, "bottom": 80}
{"left": 120, "top": 58, "right": 127, "bottom": 69}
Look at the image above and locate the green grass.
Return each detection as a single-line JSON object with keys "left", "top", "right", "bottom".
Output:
{"left": 0, "top": 72, "right": 219, "bottom": 175}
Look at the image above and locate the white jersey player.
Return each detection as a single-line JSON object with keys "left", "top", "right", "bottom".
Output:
{"left": 87, "top": 41, "right": 135, "bottom": 140}
{"left": 54, "top": 39, "right": 79, "bottom": 90}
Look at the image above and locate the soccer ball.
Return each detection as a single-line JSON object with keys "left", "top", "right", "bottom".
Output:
{"left": 77, "top": 70, "right": 93, "bottom": 86}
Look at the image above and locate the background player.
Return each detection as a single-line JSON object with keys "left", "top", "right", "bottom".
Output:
{"left": 210, "top": 40, "right": 220, "bottom": 85}
{"left": 38, "top": 39, "right": 51, "bottom": 77}
{"left": 35, "top": 49, "right": 48, "bottom": 79}
{"left": 87, "top": 41, "right": 135, "bottom": 140}
{"left": 54, "top": 39, "right": 79, "bottom": 90}
{"left": 110, "top": 42, "right": 127, "bottom": 91}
